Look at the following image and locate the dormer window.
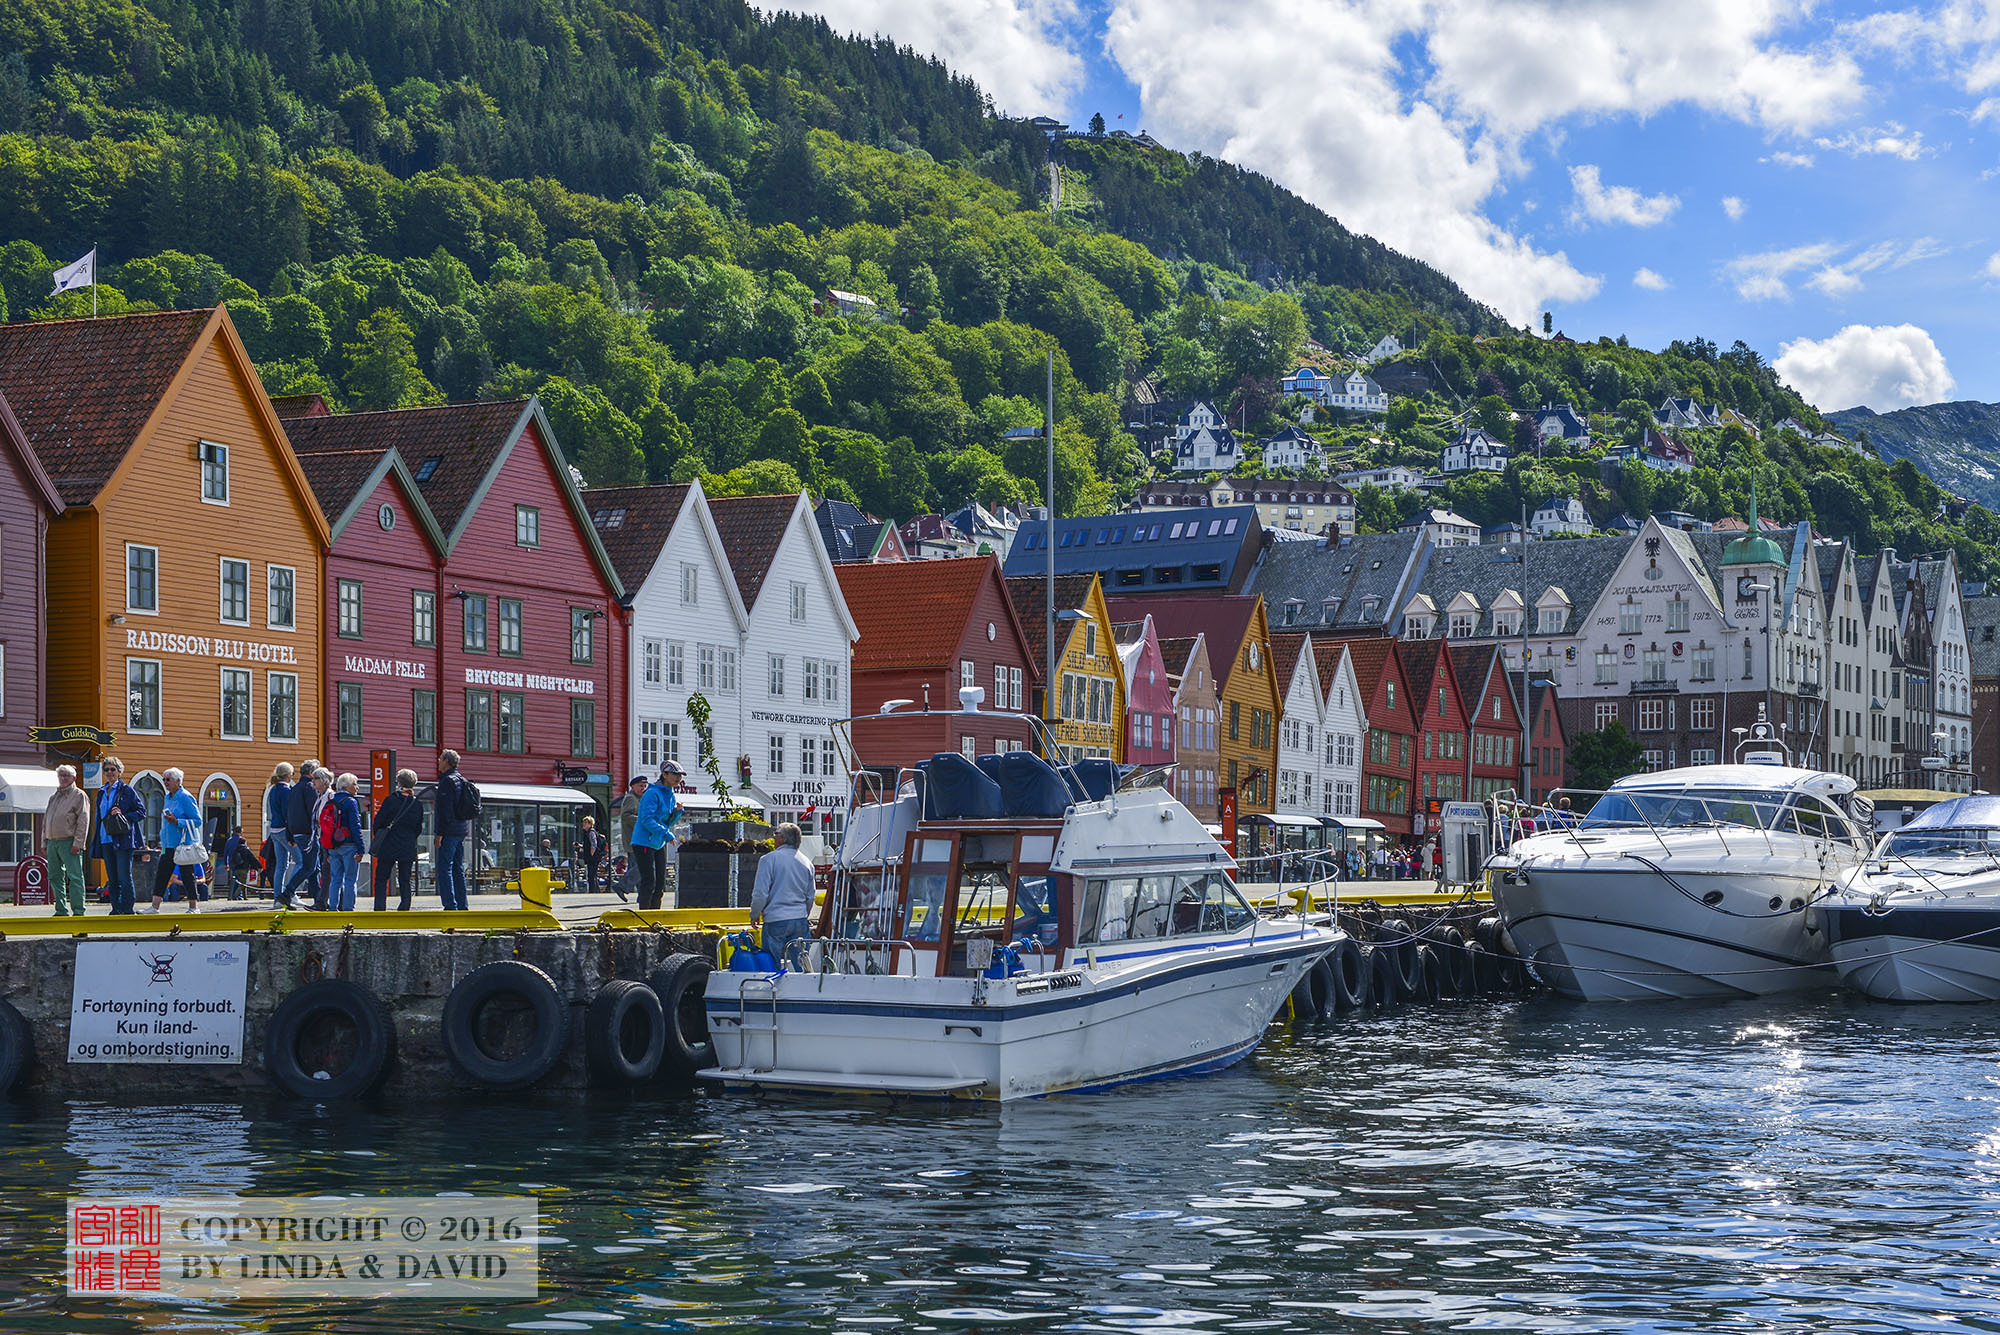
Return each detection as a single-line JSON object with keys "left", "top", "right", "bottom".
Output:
{"left": 1538, "top": 608, "right": 1566, "bottom": 634}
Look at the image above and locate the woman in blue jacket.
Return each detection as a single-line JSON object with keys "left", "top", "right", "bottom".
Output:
{"left": 149, "top": 767, "right": 205, "bottom": 914}
{"left": 94, "top": 756, "right": 146, "bottom": 915}
{"left": 630, "top": 763, "right": 683, "bottom": 911}
{"left": 324, "top": 773, "right": 366, "bottom": 911}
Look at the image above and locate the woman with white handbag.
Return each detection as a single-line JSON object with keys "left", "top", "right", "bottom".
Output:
{"left": 146, "top": 767, "right": 207, "bottom": 914}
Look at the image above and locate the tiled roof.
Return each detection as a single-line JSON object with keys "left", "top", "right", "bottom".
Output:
{"left": 1269, "top": 631, "right": 1306, "bottom": 697}
{"left": 1006, "top": 572, "right": 1100, "bottom": 672}
{"left": 1157, "top": 635, "right": 1203, "bottom": 682}
{"left": 0, "top": 308, "right": 210, "bottom": 504}
{"left": 283, "top": 398, "right": 530, "bottom": 538}
{"left": 298, "top": 448, "right": 391, "bottom": 524}
{"left": 270, "top": 393, "right": 330, "bottom": 420}
{"left": 1247, "top": 532, "right": 1422, "bottom": 634}
{"left": 1966, "top": 595, "right": 2000, "bottom": 678}
{"left": 707, "top": 494, "right": 800, "bottom": 610}
{"left": 1105, "top": 595, "right": 1258, "bottom": 693}
{"left": 582, "top": 483, "right": 693, "bottom": 593}
{"left": 1453, "top": 642, "right": 1502, "bottom": 712}
{"left": 838, "top": 556, "right": 1007, "bottom": 672}
{"left": 1342, "top": 637, "right": 1400, "bottom": 705}
{"left": 1404, "top": 638, "right": 1442, "bottom": 712}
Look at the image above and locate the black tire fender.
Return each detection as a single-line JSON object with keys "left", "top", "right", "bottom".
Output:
{"left": 0, "top": 997, "right": 32, "bottom": 1096}
{"left": 1330, "top": 937, "right": 1367, "bottom": 1013}
{"left": 1433, "top": 926, "right": 1473, "bottom": 996}
{"left": 1413, "top": 944, "right": 1441, "bottom": 1002}
{"left": 649, "top": 954, "right": 717, "bottom": 1075}
{"left": 1366, "top": 947, "right": 1399, "bottom": 1009}
{"left": 1289, "top": 956, "right": 1331, "bottom": 1022}
{"left": 441, "top": 960, "right": 569, "bottom": 1091}
{"left": 1474, "top": 915, "right": 1505, "bottom": 952}
{"left": 584, "top": 979, "right": 666, "bottom": 1085}
{"left": 264, "top": 979, "right": 394, "bottom": 1100}
{"left": 1378, "top": 919, "right": 1422, "bottom": 997}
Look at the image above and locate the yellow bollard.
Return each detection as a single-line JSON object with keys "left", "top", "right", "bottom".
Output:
{"left": 518, "top": 866, "right": 551, "bottom": 913}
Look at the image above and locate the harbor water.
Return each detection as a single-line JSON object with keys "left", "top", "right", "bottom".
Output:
{"left": 7, "top": 993, "right": 2000, "bottom": 1332}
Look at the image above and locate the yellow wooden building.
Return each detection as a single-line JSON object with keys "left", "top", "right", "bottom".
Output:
{"left": 1005, "top": 572, "right": 1125, "bottom": 762}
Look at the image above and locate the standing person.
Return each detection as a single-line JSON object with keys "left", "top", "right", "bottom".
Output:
{"left": 323, "top": 774, "right": 364, "bottom": 911}
{"left": 94, "top": 757, "right": 144, "bottom": 915}
{"left": 283, "top": 762, "right": 323, "bottom": 909}
{"left": 263, "top": 763, "right": 294, "bottom": 904}
{"left": 613, "top": 776, "right": 644, "bottom": 901}
{"left": 149, "top": 768, "right": 205, "bottom": 913}
{"left": 1430, "top": 840, "right": 1445, "bottom": 886}
{"left": 433, "top": 750, "right": 473, "bottom": 911}
{"left": 43, "top": 764, "right": 90, "bottom": 917}
{"left": 574, "top": 815, "right": 607, "bottom": 896}
{"left": 225, "top": 826, "right": 255, "bottom": 899}
{"left": 630, "top": 764, "right": 681, "bottom": 911}
{"left": 370, "top": 769, "right": 426, "bottom": 912}
{"left": 750, "top": 822, "right": 817, "bottom": 967}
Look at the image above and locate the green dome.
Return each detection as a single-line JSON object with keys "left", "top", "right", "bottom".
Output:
{"left": 1719, "top": 488, "right": 1783, "bottom": 568}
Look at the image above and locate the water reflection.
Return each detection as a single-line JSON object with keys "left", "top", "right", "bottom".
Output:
{"left": 1, "top": 998, "right": 2000, "bottom": 1330}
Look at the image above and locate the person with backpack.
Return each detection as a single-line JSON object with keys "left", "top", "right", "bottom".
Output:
{"left": 322, "top": 773, "right": 365, "bottom": 911}
{"left": 94, "top": 756, "right": 146, "bottom": 915}
{"left": 433, "top": 749, "right": 477, "bottom": 911}
{"left": 630, "top": 760, "right": 683, "bottom": 911}
{"left": 371, "top": 769, "right": 426, "bottom": 912}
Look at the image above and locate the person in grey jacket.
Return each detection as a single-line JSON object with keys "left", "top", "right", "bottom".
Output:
{"left": 750, "top": 823, "right": 817, "bottom": 967}
{"left": 43, "top": 764, "right": 91, "bottom": 916}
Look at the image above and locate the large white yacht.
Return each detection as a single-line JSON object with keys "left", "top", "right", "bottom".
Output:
{"left": 700, "top": 692, "right": 1343, "bottom": 1100}
{"left": 1823, "top": 794, "right": 2000, "bottom": 1002}
{"left": 1488, "top": 752, "right": 1873, "bottom": 1000}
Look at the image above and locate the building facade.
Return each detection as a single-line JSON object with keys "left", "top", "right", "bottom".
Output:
{"left": 1117, "top": 596, "right": 1278, "bottom": 815}
{"left": 1114, "top": 614, "right": 1175, "bottom": 775}
{"left": 1162, "top": 635, "right": 1218, "bottom": 820}
{"left": 1008, "top": 573, "right": 1125, "bottom": 763}
{"left": 1271, "top": 634, "right": 1325, "bottom": 820}
{"left": 0, "top": 389, "right": 64, "bottom": 886}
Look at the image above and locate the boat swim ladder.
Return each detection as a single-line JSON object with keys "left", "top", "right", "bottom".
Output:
{"left": 737, "top": 977, "right": 781, "bottom": 1072}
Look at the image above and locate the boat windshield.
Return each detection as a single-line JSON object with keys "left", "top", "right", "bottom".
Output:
{"left": 1581, "top": 787, "right": 1790, "bottom": 830}
{"left": 1883, "top": 828, "right": 2000, "bottom": 861}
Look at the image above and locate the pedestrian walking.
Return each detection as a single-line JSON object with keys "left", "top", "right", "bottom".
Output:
{"left": 432, "top": 750, "right": 475, "bottom": 911}
{"left": 284, "top": 762, "right": 325, "bottom": 908}
{"left": 43, "top": 764, "right": 90, "bottom": 916}
{"left": 613, "top": 776, "right": 645, "bottom": 900}
{"left": 148, "top": 768, "right": 206, "bottom": 913}
{"left": 94, "top": 756, "right": 144, "bottom": 915}
{"left": 370, "top": 769, "right": 425, "bottom": 911}
{"left": 225, "top": 825, "right": 256, "bottom": 899}
{"left": 263, "top": 762, "right": 294, "bottom": 903}
{"left": 575, "top": 815, "right": 607, "bottom": 895}
{"left": 750, "top": 822, "right": 817, "bottom": 967}
{"left": 630, "top": 763, "right": 682, "bottom": 911}
{"left": 322, "top": 773, "right": 364, "bottom": 911}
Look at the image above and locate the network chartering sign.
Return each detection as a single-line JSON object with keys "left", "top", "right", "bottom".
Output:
{"left": 68, "top": 941, "right": 249, "bottom": 1064}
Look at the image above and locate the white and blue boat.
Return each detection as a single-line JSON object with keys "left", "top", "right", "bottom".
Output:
{"left": 701, "top": 691, "right": 1342, "bottom": 1099}
{"left": 1824, "top": 794, "right": 2000, "bottom": 1002}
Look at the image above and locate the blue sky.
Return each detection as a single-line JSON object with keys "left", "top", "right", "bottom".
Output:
{"left": 786, "top": 1, "right": 2000, "bottom": 413}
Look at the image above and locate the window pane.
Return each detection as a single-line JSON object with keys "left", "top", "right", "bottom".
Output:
{"left": 413, "top": 689, "right": 437, "bottom": 745}
{"left": 268, "top": 673, "right": 297, "bottom": 741}
{"left": 338, "top": 682, "right": 364, "bottom": 741}
{"left": 268, "top": 566, "right": 295, "bottom": 628}
{"left": 221, "top": 668, "right": 251, "bottom": 737}
{"left": 499, "top": 599, "right": 522, "bottom": 655}
{"left": 413, "top": 591, "right": 435, "bottom": 646}
{"left": 127, "top": 547, "right": 156, "bottom": 611}
{"left": 127, "top": 659, "right": 160, "bottom": 731}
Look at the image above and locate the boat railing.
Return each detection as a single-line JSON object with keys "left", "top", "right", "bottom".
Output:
{"left": 814, "top": 937, "right": 924, "bottom": 977}
{"left": 1484, "top": 785, "right": 1833, "bottom": 860}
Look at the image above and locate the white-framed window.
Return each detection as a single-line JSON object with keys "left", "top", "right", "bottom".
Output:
{"left": 1689, "top": 747, "right": 1717, "bottom": 765}
{"left": 790, "top": 580, "right": 807, "bottom": 622}
{"left": 719, "top": 648, "right": 737, "bottom": 692}
{"left": 127, "top": 658, "right": 161, "bottom": 733}
{"left": 1692, "top": 645, "right": 1714, "bottom": 681}
{"left": 697, "top": 644, "right": 716, "bottom": 690}
{"left": 199, "top": 440, "right": 229, "bottom": 504}
{"left": 1689, "top": 697, "right": 1716, "bottom": 730}
{"left": 1008, "top": 667, "right": 1023, "bottom": 710}
{"left": 1596, "top": 649, "right": 1617, "bottom": 684}
{"left": 1449, "top": 612, "right": 1476, "bottom": 638}
{"left": 643, "top": 639, "right": 662, "bottom": 687}
{"left": 640, "top": 719, "right": 661, "bottom": 768}
{"left": 662, "top": 721, "right": 680, "bottom": 764}
{"left": 769, "top": 654, "right": 786, "bottom": 697}
{"left": 1638, "top": 698, "right": 1670, "bottom": 731}
{"left": 126, "top": 544, "right": 159, "bottom": 614}
{"left": 1538, "top": 607, "right": 1565, "bottom": 634}
{"left": 995, "top": 663, "right": 1008, "bottom": 708}
{"left": 515, "top": 505, "right": 540, "bottom": 547}
{"left": 802, "top": 736, "right": 818, "bottom": 776}
{"left": 267, "top": 564, "right": 296, "bottom": 629}
{"left": 413, "top": 590, "right": 435, "bottom": 647}
{"left": 961, "top": 660, "right": 975, "bottom": 689}
{"left": 825, "top": 660, "right": 840, "bottom": 703}
{"left": 219, "top": 557, "right": 250, "bottom": 625}
{"left": 1643, "top": 749, "right": 1667, "bottom": 772}
{"left": 769, "top": 733, "right": 786, "bottom": 774}
{"left": 1667, "top": 598, "right": 1690, "bottom": 632}
{"left": 337, "top": 579, "right": 363, "bottom": 638}
{"left": 220, "top": 667, "right": 253, "bottom": 739}
{"left": 1593, "top": 701, "right": 1619, "bottom": 730}
{"left": 268, "top": 672, "right": 298, "bottom": 742}
{"left": 1619, "top": 602, "right": 1642, "bottom": 634}
{"left": 1643, "top": 648, "right": 1666, "bottom": 683}
{"left": 681, "top": 563, "right": 698, "bottom": 605}
{"left": 803, "top": 658, "right": 821, "bottom": 700}
{"left": 667, "top": 641, "right": 684, "bottom": 687}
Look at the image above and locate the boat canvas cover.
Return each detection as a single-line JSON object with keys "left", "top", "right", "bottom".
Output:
{"left": 977, "top": 751, "right": 1070, "bottom": 819}
{"left": 920, "top": 752, "right": 1005, "bottom": 820}
{"left": 1902, "top": 794, "right": 2000, "bottom": 831}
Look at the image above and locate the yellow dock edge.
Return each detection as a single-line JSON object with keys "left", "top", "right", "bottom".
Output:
{"left": 0, "top": 909, "right": 565, "bottom": 938}
{"left": 594, "top": 907, "right": 754, "bottom": 931}
{"left": 1244, "top": 887, "right": 1491, "bottom": 909}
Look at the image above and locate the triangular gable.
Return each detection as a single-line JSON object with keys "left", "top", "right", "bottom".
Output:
{"left": 773, "top": 491, "right": 861, "bottom": 645}
{"left": 447, "top": 398, "right": 625, "bottom": 600}
{"left": 322, "top": 449, "right": 449, "bottom": 554}
{"left": 0, "top": 389, "right": 61, "bottom": 516}
{"left": 644, "top": 480, "right": 749, "bottom": 633}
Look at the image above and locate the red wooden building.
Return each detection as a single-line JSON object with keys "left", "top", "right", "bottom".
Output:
{"left": 835, "top": 555, "right": 1037, "bottom": 770}
{"left": 1454, "top": 644, "right": 1523, "bottom": 802}
{"left": 283, "top": 396, "right": 626, "bottom": 872}
{"left": 1516, "top": 672, "right": 1570, "bottom": 800}
{"left": 1341, "top": 637, "right": 1416, "bottom": 839}
{"left": 1112, "top": 614, "right": 1175, "bottom": 774}
{"left": 0, "top": 387, "right": 63, "bottom": 886}
{"left": 1404, "top": 638, "right": 1470, "bottom": 839}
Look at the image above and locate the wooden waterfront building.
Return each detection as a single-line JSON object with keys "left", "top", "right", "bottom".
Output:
{"left": 0, "top": 308, "right": 329, "bottom": 847}
{"left": 1009, "top": 573, "right": 1126, "bottom": 764}
{"left": 1161, "top": 635, "right": 1219, "bottom": 821}
{"left": 0, "top": 388, "right": 64, "bottom": 888}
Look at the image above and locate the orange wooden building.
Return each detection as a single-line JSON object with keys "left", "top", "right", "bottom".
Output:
{"left": 0, "top": 308, "right": 329, "bottom": 846}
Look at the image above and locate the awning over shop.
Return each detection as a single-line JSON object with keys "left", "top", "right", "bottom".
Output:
{"left": 1248, "top": 813, "right": 1323, "bottom": 828}
{"left": 0, "top": 767, "right": 59, "bottom": 813}
{"left": 677, "top": 785, "right": 768, "bottom": 813}
{"left": 478, "top": 783, "right": 598, "bottom": 806}
{"left": 1325, "top": 816, "right": 1386, "bottom": 831}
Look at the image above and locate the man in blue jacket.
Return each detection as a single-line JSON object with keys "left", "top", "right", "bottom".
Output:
{"left": 630, "top": 761, "right": 683, "bottom": 911}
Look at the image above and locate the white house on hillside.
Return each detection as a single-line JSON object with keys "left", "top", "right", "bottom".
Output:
{"left": 1533, "top": 403, "right": 1590, "bottom": 449}
{"left": 1172, "top": 400, "right": 1240, "bottom": 473}
{"left": 1396, "top": 508, "right": 1480, "bottom": 547}
{"left": 1442, "top": 427, "right": 1509, "bottom": 474}
{"left": 1532, "top": 496, "right": 1591, "bottom": 538}
{"left": 1260, "top": 424, "right": 1324, "bottom": 471}
{"left": 1336, "top": 464, "right": 1426, "bottom": 490}
{"left": 1363, "top": 334, "right": 1402, "bottom": 364}
{"left": 1329, "top": 370, "right": 1387, "bottom": 414}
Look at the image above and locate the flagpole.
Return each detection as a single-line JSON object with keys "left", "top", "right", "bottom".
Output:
{"left": 91, "top": 243, "right": 97, "bottom": 317}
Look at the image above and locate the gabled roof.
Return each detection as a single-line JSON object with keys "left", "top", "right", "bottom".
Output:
{"left": 582, "top": 483, "right": 693, "bottom": 593}
{"left": 1158, "top": 634, "right": 1206, "bottom": 686}
{"left": 1248, "top": 531, "right": 1423, "bottom": 634}
{"left": 1966, "top": 595, "right": 2000, "bottom": 678}
{"left": 1404, "top": 637, "right": 1444, "bottom": 713}
{"left": 1105, "top": 594, "right": 1260, "bottom": 694}
{"left": 298, "top": 447, "right": 448, "bottom": 551}
{"left": 1453, "top": 643, "right": 1505, "bottom": 716}
{"left": 839, "top": 555, "right": 1024, "bottom": 674}
{"left": 282, "top": 398, "right": 534, "bottom": 539}
{"left": 0, "top": 308, "right": 210, "bottom": 505}
{"left": 705, "top": 493, "right": 801, "bottom": 611}
{"left": 1342, "top": 637, "right": 1403, "bottom": 710}
{"left": 1006, "top": 572, "right": 1101, "bottom": 672}
{"left": 0, "top": 387, "right": 62, "bottom": 516}
{"left": 1269, "top": 631, "right": 1306, "bottom": 700}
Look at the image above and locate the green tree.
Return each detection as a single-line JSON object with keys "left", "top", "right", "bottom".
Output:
{"left": 342, "top": 309, "right": 442, "bottom": 410}
{"left": 705, "top": 459, "right": 805, "bottom": 497}
{"left": 1570, "top": 722, "right": 1644, "bottom": 790}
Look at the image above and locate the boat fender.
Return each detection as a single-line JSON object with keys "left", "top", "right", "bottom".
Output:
{"left": 1367, "top": 949, "right": 1399, "bottom": 1009}
{"left": 1288, "top": 959, "right": 1329, "bottom": 1022}
{"left": 1473, "top": 916, "right": 1504, "bottom": 952}
{"left": 0, "top": 997, "right": 33, "bottom": 1096}
{"left": 1431, "top": 926, "right": 1473, "bottom": 996}
{"left": 1469, "top": 944, "right": 1507, "bottom": 995}
{"left": 584, "top": 979, "right": 667, "bottom": 1085}
{"left": 263, "top": 979, "right": 394, "bottom": 1101}
{"left": 1329, "top": 938, "right": 1367, "bottom": 1013}
{"left": 440, "top": 960, "right": 570, "bottom": 1091}
{"left": 649, "top": 954, "right": 718, "bottom": 1075}
{"left": 1378, "top": 919, "right": 1423, "bottom": 998}
{"left": 1413, "top": 945, "right": 1442, "bottom": 1003}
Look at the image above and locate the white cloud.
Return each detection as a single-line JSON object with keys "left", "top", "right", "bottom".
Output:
{"left": 1813, "top": 121, "right": 1933, "bottom": 159}
{"left": 1633, "top": 267, "right": 1671, "bottom": 290}
{"left": 1722, "top": 195, "right": 1747, "bottom": 220}
{"left": 1724, "top": 241, "right": 1843, "bottom": 300}
{"left": 1774, "top": 323, "right": 1956, "bottom": 411}
{"left": 1727, "top": 237, "right": 1946, "bottom": 300}
{"left": 1983, "top": 251, "right": 2000, "bottom": 279}
{"left": 1843, "top": 3, "right": 2000, "bottom": 95}
{"left": 1568, "top": 165, "right": 1680, "bottom": 226}
{"left": 772, "top": 0, "right": 1086, "bottom": 118}
{"left": 1762, "top": 150, "right": 1817, "bottom": 167}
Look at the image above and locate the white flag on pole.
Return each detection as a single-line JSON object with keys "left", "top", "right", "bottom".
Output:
{"left": 49, "top": 248, "right": 96, "bottom": 295}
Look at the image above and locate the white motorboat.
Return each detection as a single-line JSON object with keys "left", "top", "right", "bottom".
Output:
{"left": 1487, "top": 757, "right": 1873, "bottom": 1000}
{"left": 701, "top": 693, "right": 1342, "bottom": 1099}
{"left": 1823, "top": 795, "right": 2000, "bottom": 1002}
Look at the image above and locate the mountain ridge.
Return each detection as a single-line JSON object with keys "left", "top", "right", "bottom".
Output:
{"left": 1826, "top": 400, "right": 2000, "bottom": 513}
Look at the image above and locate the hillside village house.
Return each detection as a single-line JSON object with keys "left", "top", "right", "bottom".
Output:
{"left": 1113, "top": 615, "right": 1175, "bottom": 775}
{"left": 1335, "top": 464, "right": 1426, "bottom": 491}
{"left": 1532, "top": 496, "right": 1591, "bottom": 538}
{"left": 1131, "top": 481, "right": 1353, "bottom": 539}
{"left": 1363, "top": 334, "right": 1402, "bottom": 364}
{"left": 1162, "top": 634, "right": 1219, "bottom": 820}
{"left": 814, "top": 496, "right": 910, "bottom": 564}
{"left": 1397, "top": 508, "right": 1480, "bottom": 547}
{"left": 284, "top": 396, "right": 627, "bottom": 868}
{"left": 1533, "top": 403, "right": 1591, "bottom": 449}
{"left": 1259, "top": 424, "right": 1323, "bottom": 471}
{"left": 1008, "top": 573, "right": 1125, "bottom": 763}
{"left": 837, "top": 556, "right": 1036, "bottom": 770}
{"left": 0, "top": 308, "right": 328, "bottom": 851}
{"left": 1170, "top": 401, "right": 1241, "bottom": 473}
{"left": 0, "top": 388, "right": 63, "bottom": 888}
{"left": 1279, "top": 366, "right": 1387, "bottom": 414}
{"left": 1442, "top": 427, "right": 1509, "bottom": 474}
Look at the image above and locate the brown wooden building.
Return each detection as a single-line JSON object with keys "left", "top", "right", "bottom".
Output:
{"left": 1162, "top": 634, "right": 1219, "bottom": 821}
{"left": 0, "top": 308, "right": 328, "bottom": 847}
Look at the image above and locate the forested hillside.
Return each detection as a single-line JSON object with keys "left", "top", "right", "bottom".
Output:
{"left": 1828, "top": 401, "right": 2000, "bottom": 515}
